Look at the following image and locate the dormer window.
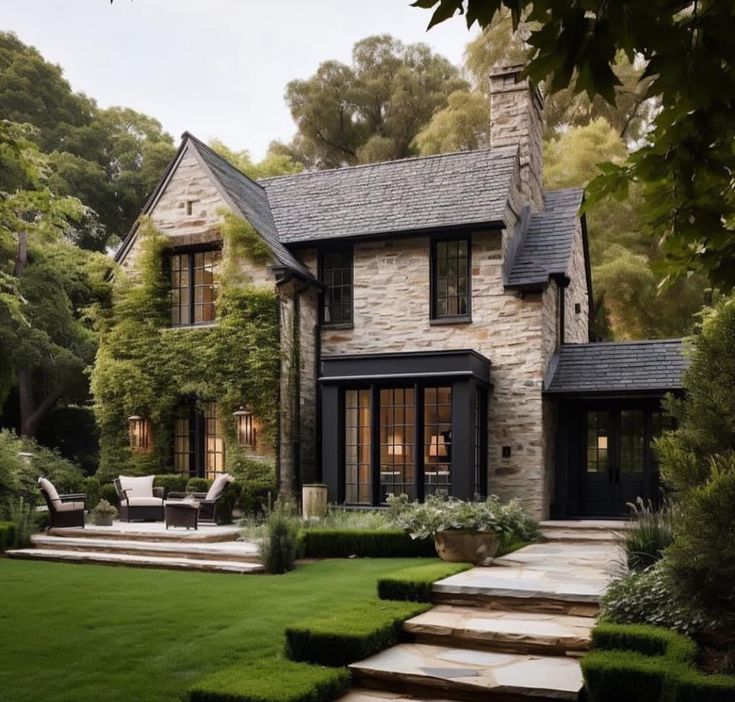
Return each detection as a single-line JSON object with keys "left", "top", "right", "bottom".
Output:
{"left": 170, "top": 249, "right": 221, "bottom": 327}
{"left": 431, "top": 237, "right": 471, "bottom": 322}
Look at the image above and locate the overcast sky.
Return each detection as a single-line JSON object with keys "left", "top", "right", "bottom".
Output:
{"left": 3, "top": 0, "right": 479, "bottom": 159}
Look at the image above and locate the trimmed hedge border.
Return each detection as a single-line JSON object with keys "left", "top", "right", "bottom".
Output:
{"left": 285, "top": 599, "right": 430, "bottom": 667}
{"left": 582, "top": 623, "right": 735, "bottom": 702}
{"left": 0, "top": 521, "right": 16, "bottom": 551}
{"left": 188, "top": 658, "right": 349, "bottom": 702}
{"left": 298, "top": 528, "right": 436, "bottom": 558}
{"left": 377, "top": 561, "right": 472, "bottom": 602}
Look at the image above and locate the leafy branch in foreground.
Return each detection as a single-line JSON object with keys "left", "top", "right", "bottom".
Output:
{"left": 413, "top": 1, "right": 735, "bottom": 289}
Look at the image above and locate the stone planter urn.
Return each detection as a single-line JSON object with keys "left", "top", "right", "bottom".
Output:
{"left": 434, "top": 530, "right": 500, "bottom": 566}
{"left": 93, "top": 515, "right": 113, "bottom": 527}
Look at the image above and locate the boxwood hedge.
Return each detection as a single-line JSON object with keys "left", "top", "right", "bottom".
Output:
{"left": 377, "top": 561, "right": 472, "bottom": 602}
{"left": 298, "top": 528, "right": 436, "bottom": 558}
{"left": 285, "top": 599, "right": 429, "bottom": 667}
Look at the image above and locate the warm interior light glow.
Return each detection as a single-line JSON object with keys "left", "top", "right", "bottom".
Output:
{"left": 428, "top": 434, "right": 448, "bottom": 457}
{"left": 598, "top": 435, "right": 608, "bottom": 450}
{"left": 387, "top": 434, "right": 403, "bottom": 456}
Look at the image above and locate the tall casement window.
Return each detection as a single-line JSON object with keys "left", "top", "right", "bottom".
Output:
{"left": 343, "top": 385, "right": 464, "bottom": 506}
{"left": 321, "top": 249, "right": 353, "bottom": 325}
{"left": 169, "top": 249, "right": 221, "bottom": 327}
{"left": 172, "top": 399, "right": 225, "bottom": 479}
{"left": 431, "top": 237, "right": 470, "bottom": 321}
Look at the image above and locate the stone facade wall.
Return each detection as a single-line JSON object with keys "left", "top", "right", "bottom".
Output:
{"left": 298, "top": 287, "right": 320, "bottom": 485}
{"left": 304, "top": 232, "right": 557, "bottom": 518}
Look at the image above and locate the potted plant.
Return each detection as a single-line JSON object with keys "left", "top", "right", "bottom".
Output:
{"left": 91, "top": 499, "right": 118, "bottom": 526}
{"left": 389, "top": 494, "right": 533, "bottom": 566}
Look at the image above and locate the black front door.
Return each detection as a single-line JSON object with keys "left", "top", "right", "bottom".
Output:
{"left": 582, "top": 407, "right": 657, "bottom": 516}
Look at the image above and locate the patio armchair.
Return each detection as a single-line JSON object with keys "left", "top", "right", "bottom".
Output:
{"left": 38, "top": 477, "right": 86, "bottom": 529}
{"left": 114, "top": 475, "right": 165, "bottom": 522}
{"left": 167, "top": 473, "right": 234, "bottom": 525}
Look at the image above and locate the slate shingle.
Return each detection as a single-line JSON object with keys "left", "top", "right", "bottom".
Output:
{"left": 258, "top": 148, "right": 518, "bottom": 244}
{"left": 506, "top": 188, "right": 584, "bottom": 288}
{"left": 545, "top": 339, "right": 689, "bottom": 395}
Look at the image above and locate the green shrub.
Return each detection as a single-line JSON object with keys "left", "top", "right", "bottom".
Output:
{"left": 100, "top": 483, "right": 119, "bottom": 507}
{"left": 0, "top": 520, "right": 16, "bottom": 551}
{"left": 592, "top": 623, "right": 697, "bottom": 664}
{"left": 285, "top": 599, "right": 429, "bottom": 667}
{"left": 582, "top": 650, "right": 669, "bottom": 702}
{"left": 240, "top": 479, "right": 275, "bottom": 515}
{"left": 675, "top": 669, "right": 735, "bottom": 702}
{"left": 377, "top": 561, "right": 472, "bottom": 601}
{"left": 298, "top": 528, "right": 436, "bottom": 558}
{"left": 186, "top": 477, "right": 211, "bottom": 494}
{"left": 7, "top": 498, "right": 34, "bottom": 548}
{"left": 82, "top": 476, "right": 101, "bottom": 510}
{"left": 623, "top": 497, "right": 674, "bottom": 572}
{"left": 600, "top": 562, "right": 710, "bottom": 635}
{"left": 261, "top": 500, "right": 300, "bottom": 574}
{"left": 153, "top": 474, "right": 188, "bottom": 496}
{"left": 188, "top": 657, "right": 349, "bottom": 702}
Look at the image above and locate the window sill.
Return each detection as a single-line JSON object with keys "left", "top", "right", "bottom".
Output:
{"left": 430, "top": 316, "right": 472, "bottom": 326}
{"left": 322, "top": 322, "right": 354, "bottom": 331}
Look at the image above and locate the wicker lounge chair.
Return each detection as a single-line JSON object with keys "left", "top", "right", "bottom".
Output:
{"left": 38, "top": 477, "right": 86, "bottom": 529}
{"left": 114, "top": 475, "right": 165, "bottom": 522}
{"left": 167, "top": 473, "right": 234, "bottom": 525}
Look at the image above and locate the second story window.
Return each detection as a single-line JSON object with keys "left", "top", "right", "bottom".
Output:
{"left": 170, "top": 249, "right": 221, "bottom": 327}
{"left": 431, "top": 237, "right": 471, "bottom": 321}
{"left": 321, "top": 248, "right": 353, "bottom": 326}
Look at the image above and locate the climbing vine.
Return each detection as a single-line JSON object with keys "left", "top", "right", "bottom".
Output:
{"left": 91, "top": 216, "right": 280, "bottom": 481}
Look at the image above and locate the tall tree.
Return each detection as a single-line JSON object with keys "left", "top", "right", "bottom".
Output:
{"left": 208, "top": 140, "right": 304, "bottom": 179}
{"left": 0, "top": 121, "right": 111, "bottom": 437}
{"left": 413, "top": 0, "right": 735, "bottom": 290}
{"left": 277, "top": 35, "right": 467, "bottom": 169}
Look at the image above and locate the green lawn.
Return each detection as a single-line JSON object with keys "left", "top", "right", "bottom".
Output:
{"left": 0, "top": 557, "right": 436, "bottom": 702}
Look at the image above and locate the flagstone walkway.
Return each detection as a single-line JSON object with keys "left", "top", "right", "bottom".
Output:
{"left": 348, "top": 526, "right": 623, "bottom": 702}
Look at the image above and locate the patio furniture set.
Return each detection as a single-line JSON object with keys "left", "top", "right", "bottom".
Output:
{"left": 38, "top": 474, "right": 234, "bottom": 530}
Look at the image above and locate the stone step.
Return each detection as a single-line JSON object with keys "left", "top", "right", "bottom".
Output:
{"left": 431, "top": 543, "right": 619, "bottom": 617}
{"left": 47, "top": 523, "right": 241, "bottom": 543}
{"left": 6, "top": 548, "right": 265, "bottom": 574}
{"left": 336, "top": 687, "right": 456, "bottom": 702}
{"left": 403, "top": 605, "right": 593, "bottom": 657}
{"left": 539, "top": 520, "right": 628, "bottom": 544}
{"left": 350, "top": 643, "right": 582, "bottom": 702}
{"left": 30, "top": 535, "right": 261, "bottom": 564}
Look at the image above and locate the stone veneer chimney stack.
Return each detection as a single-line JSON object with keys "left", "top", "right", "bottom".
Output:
{"left": 489, "top": 63, "right": 544, "bottom": 212}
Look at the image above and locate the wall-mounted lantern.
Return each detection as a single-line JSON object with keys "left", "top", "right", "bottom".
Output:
{"left": 234, "top": 406, "right": 255, "bottom": 448}
{"left": 128, "top": 415, "right": 151, "bottom": 452}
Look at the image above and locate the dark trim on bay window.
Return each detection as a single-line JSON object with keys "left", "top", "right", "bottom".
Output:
{"left": 319, "top": 246, "right": 353, "bottom": 328}
{"left": 430, "top": 235, "right": 472, "bottom": 323}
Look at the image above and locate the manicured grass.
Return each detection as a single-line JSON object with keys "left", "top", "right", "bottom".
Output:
{"left": 0, "top": 557, "right": 437, "bottom": 702}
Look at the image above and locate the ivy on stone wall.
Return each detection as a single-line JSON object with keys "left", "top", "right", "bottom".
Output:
{"left": 91, "top": 216, "right": 280, "bottom": 481}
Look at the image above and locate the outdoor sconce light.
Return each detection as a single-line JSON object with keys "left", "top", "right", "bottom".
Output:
{"left": 234, "top": 406, "right": 255, "bottom": 448}
{"left": 128, "top": 415, "right": 151, "bottom": 453}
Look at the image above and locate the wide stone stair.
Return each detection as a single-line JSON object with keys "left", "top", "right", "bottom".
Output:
{"left": 347, "top": 524, "right": 623, "bottom": 702}
{"left": 6, "top": 523, "right": 264, "bottom": 574}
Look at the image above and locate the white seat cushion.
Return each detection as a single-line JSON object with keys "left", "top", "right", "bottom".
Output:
{"left": 55, "top": 501, "right": 84, "bottom": 512}
{"left": 206, "top": 473, "right": 233, "bottom": 501}
{"left": 126, "top": 496, "right": 164, "bottom": 508}
{"left": 39, "top": 478, "right": 60, "bottom": 503}
{"left": 118, "top": 475, "right": 155, "bottom": 499}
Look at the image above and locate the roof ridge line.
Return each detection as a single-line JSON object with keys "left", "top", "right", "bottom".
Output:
{"left": 562, "top": 338, "right": 685, "bottom": 348}
{"left": 257, "top": 145, "right": 519, "bottom": 183}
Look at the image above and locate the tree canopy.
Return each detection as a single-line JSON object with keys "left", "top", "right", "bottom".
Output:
{"left": 413, "top": 0, "right": 735, "bottom": 290}
{"left": 0, "top": 32, "right": 176, "bottom": 248}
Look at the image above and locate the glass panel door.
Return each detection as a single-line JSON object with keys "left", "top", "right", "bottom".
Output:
{"left": 424, "top": 387, "right": 452, "bottom": 496}
{"left": 203, "top": 401, "right": 225, "bottom": 479}
{"left": 618, "top": 410, "right": 647, "bottom": 507}
{"left": 345, "top": 389, "right": 372, "bottom": 504}
{"left": 379, "top": 388, "right": 415, "bottom": 502}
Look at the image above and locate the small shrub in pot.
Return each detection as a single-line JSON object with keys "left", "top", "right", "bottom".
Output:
{"left": 91, "top": 499, "right": 118, "bottom": 526}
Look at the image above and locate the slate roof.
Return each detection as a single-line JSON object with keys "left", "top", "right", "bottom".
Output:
{"left": 506, "top": 188, "right": 584, "bottom": 288}
{"left": 545, "top": 339, "right": 689, "bottom": 395}
{"left": 185, "top": 135, "right": 314, "bottom": 280}
{"left": 258, "top": 147, "right": 518, "bottom": 244}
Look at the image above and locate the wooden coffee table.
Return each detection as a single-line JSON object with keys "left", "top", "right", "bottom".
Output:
{"left": 165, "top": 501, "right": 199, "bottom": 530}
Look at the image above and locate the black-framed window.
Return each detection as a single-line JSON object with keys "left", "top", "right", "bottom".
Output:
{"left": 169, "top": 249, "right": 221, "bottom": 327}
{"left": 431, "top": 237, "right": 471, "bottom": 320}
{"left": 321, "top": 249, "right": 353, "bottom": 325}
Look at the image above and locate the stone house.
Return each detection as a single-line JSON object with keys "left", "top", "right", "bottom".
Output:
{"left": 113, "top": 64, "right": 687, "bottom": 519}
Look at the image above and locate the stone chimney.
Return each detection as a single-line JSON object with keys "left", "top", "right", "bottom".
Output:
{"left": 489, "top": 63, "right": 544, "bottom": 212}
